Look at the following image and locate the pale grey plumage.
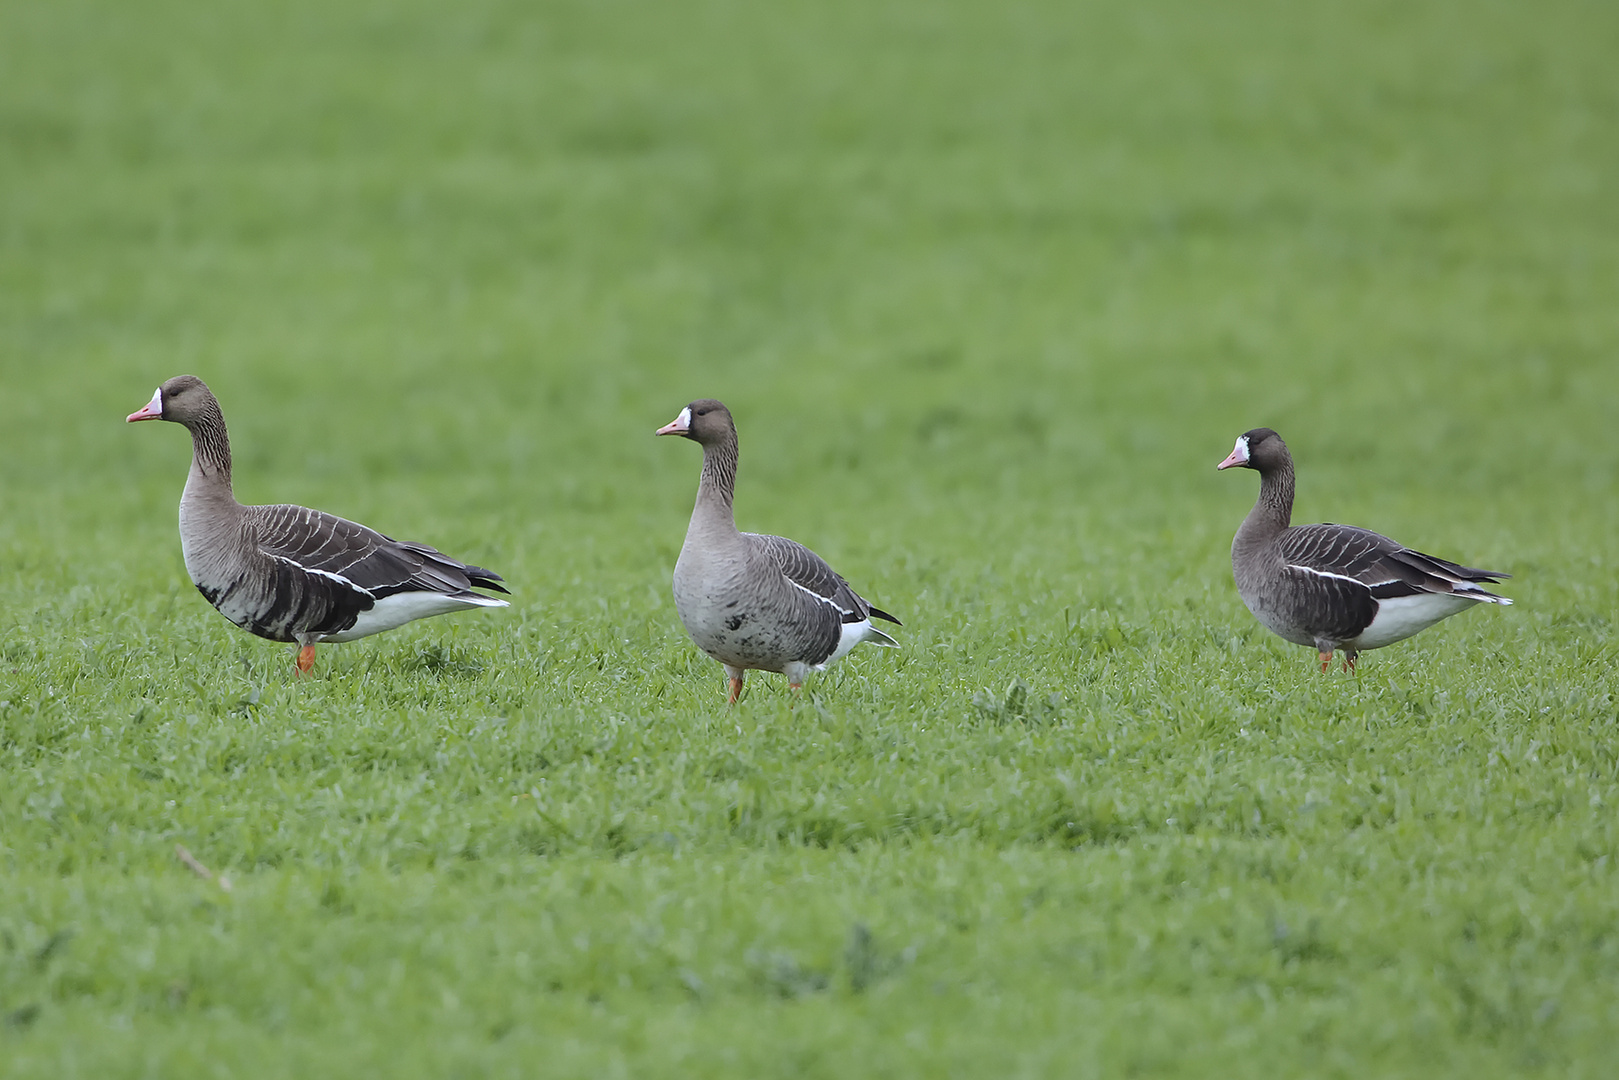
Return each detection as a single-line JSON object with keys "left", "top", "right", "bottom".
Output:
{"left": 656, "top": 399, "right": 899, "bottom": 699}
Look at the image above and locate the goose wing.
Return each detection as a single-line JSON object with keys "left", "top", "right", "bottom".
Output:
{"left": 744, "top": 533, "right": 900, "bottom": 626}
{"left": 1281, "top": 523, "right": 1509, "bottom": 601}
{"left": 253, "top": 504, "right": 508, "bottom": 601}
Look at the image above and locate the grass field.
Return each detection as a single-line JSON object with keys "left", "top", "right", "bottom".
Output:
{"left": 3, "top": 0, "right": 1618, "bottom": 1075}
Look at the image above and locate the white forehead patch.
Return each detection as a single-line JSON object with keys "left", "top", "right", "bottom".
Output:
{"left": 677, "top": 406, "right": 692, "bottom": 429}
{"left": 1231, "top": 435, "right": 1250, "bottom": 462}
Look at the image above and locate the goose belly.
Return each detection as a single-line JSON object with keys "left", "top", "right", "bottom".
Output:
{"left": 1348, "top": 593, "right": 1479, "bottom": 650}
{"left": 673, "top": 558, "right": 781, "bottom": 668}
{"left": 1240, "top": 594, "right": 1319, "bottom": 648}
{"left": 317, "top": 592, "right": 505, "bottom": 643}
{"left": 677, "top": 598, "right": 797, "bottom": 672}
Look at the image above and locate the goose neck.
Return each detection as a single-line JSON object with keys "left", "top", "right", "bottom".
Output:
{"left": 694, "top": 433, "right": 739, "bottom": 523}
{"left": 184, "top": 407, "right": 235, "bottom": 496}
{"left": 1236, "top": 456, "right": 1294, "bottom": 548}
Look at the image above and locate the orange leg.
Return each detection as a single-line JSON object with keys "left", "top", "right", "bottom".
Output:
{"left": 296, "top": 644, "right": 317, "bottom": 674}
{"left": 789, "top": 682, "right": 803, "bottom": 708}
{"left": 726, "top": 676, "right": 744, "bottom": 705}
{"left": 1343, "top": 652, "right": 1358, "bottom": 673}
{"left": 1318, "top": 650, "right": 1332, "bottom": 673}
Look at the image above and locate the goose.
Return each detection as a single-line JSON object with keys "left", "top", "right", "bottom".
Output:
{"left": 127, "top": 375, "right": 509, "bottom": 673}
{"left": 655, "top": 399, "right": 900, "bottom": 703}
{"left": 1217, "top": 428, "right": 1510, "bottom": 671}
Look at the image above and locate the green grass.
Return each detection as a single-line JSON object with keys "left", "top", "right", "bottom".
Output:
{"left": 3, "top": 0, "right": 1618, "bottom": 1074}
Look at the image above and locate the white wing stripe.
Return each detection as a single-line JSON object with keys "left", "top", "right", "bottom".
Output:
{"left": 267, "top": 553, "right": 375, "bottom": 598}
{"left": 1287, "top": 564, "right": 1366, "bottom": 587}
{"left": 785, "top": 576, "right": 851, "bottom": 614}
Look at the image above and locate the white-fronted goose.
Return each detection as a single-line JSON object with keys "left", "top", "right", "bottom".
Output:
{"left": 1218, "top": 428, "right": 1511, "bottom": 671}
{"left": 128, "top": 376, "right": 509, "bottom": 673}
{"left": 655, "top": 399, "right": 900, "bottom": 703}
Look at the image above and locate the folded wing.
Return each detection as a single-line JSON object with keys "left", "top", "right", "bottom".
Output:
{"left": 1280, "top": 523, "right": 1510, "bottom": 602}
{"left": 745, "top": 532, "right": 898, "bottom": 625}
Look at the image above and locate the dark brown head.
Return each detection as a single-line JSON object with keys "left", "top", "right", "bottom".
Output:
{"left": 126, "top": 375, "right": 219, "bottom": 426}
{"left": 1216, "top": 427, "right": 1289, "bottom": 473}
{"left": 654, "top": 399, "right": 736, "bottom": 446}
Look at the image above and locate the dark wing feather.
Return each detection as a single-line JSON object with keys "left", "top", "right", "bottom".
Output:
{"left": 1277, "top": 524, "right": 1396, "bottom": 581}
{"left": 1281, "top": 522, "right": 1510, "bottom": 603}
{"left": 196, "top": 549, "right": 375, "bottom": 643}
{"left": 1267, "top": 524, "right": 1383, "bottom": 642}
{"left": 866, "top": 604, "right": 902, "bottom": 626}
{"left": 1381, "top": 546, "right": 1510, "bottom": 586}
{"left": 1274, "top": 563, "right": 1379, "bottom": 643}
{"left": 252, "top": 504, "right": 508, "bottom": 601}
{"left": 745, "top": 533, "right": 893, "bottom": 626}
{"left": 255, "top": 553, "right": 376, "bottom": 641}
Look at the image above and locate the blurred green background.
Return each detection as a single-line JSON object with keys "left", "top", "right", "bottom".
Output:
{"left": 7, "top": 0, "right": 1613, "bottom": 554}
{"left": 3, "top": 0, "right": 1616, "bottom": 1075}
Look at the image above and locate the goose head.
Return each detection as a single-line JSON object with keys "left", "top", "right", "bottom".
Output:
{"left": 1217, "top": 427, "right": 1288, "bottom": 473}
{"left": 127, "top": 375, "right": 216, "bottom": 425}
{"left": 655, "top": 399, "right": 735, "bottom": 445}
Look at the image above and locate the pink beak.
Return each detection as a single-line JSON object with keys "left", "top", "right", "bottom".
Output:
{"left": 654, "top": 407, "right": 691, "bottom": 437}
{"left": 1216, "top": 438, "right": 1249, "bottom": 470}
{"left": 127, "top": 387, "right": 163, "bottom": 423}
